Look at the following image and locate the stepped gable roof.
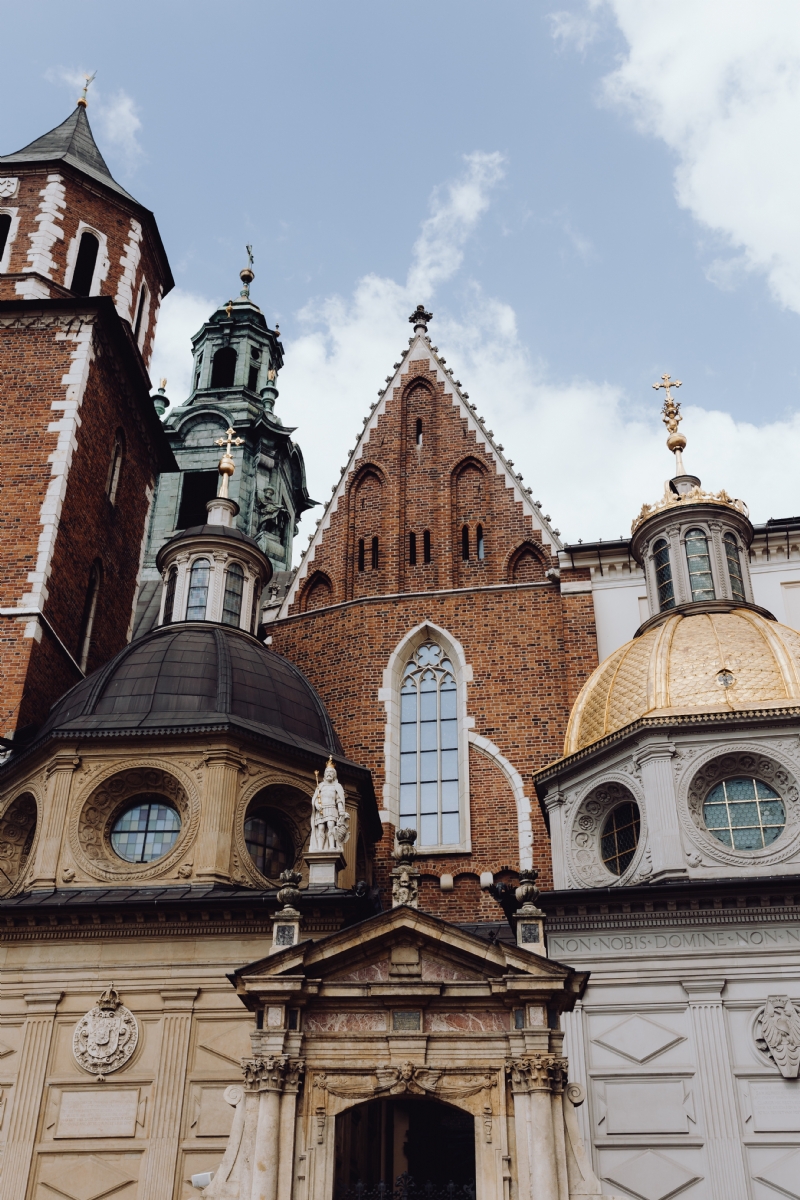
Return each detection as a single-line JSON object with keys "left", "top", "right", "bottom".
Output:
{"left": 279, "top": 316, "right": 563, "bottom": 615}
{"left": 563, "top": 608, "right": 800, "bottom": 756}
{"left": 1, "top": 105, "right": 137, "bottom": 203}
{"left": 35, "top": 623, "right": 348, "bottom": 763}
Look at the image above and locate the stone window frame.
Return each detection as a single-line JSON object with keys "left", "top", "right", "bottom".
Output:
{"left": 565, "top": 775, "right": 648, "bottom": 889}
{"left": 64, "top": 220, "right": 109, "bottom": 297}
{"left": 133, "top": 279, "right": 151, "bottom": 350}
{"left": 0, "top": 204, "right": 20, "bottom": 274}
{"left": 680, "top": 745, "right": 800, "bottom": 868}
{"left": 159, "top": 549, "right": 260, "bottom": 632}
{"left": 232, "top": 773, "right": 312, "bottom": 888}
{"left": 380, "top": 622, "right": 473, "bottom": 854}
{"left": 69, "top": 762, "right": 200, "bottom": 883}
{"left": 0, "top": 786, "right": 41, "bottom": 897}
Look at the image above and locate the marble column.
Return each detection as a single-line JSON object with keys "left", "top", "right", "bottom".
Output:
{"left": 140, "top": 987, "right": 198, "bottom": 1200}
{"left": 682, "top": 980, "right": 749, "bottom": 1200}
{"left": 506, "top": 1056, "right": 561, "bottom": 1200}
{"left": 0, "top": 991, "right": 63, "bottom": 1200}
{"left": 27, "top": 752, "right": 80, "bottom": 889}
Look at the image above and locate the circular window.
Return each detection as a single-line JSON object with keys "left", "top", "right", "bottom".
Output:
{"left": 244, "top": 809, "right": 294, "bottom": 878}
{"left": 600, "top": 802, "right": 641, "bottom": 876}
{"left": 703, "top": 777, "right": 785, "bottom": 850}
{"left": 111, "top": 795, "right": 181, "bottom": 863}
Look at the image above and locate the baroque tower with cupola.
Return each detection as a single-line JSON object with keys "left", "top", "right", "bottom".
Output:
{"left": 0, "top": 96, "right": 174, "bottom": 745}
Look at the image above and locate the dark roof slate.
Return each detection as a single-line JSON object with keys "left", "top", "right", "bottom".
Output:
{"left": 0, "top": 105, "right": 137, "bottom": 203}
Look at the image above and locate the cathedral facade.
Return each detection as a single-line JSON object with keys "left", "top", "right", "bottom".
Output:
{"left": 0, "top": 101, "right": 799, "bottom": 1200}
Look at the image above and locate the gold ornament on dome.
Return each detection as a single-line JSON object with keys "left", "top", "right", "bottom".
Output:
{"left": 631, "top": 483, "right": 748, "bottom": 534}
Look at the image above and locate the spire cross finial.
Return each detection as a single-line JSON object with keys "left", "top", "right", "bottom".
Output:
{"left": 214, "top": 427, "right": 244, "bottom": 499}
{"left": 653, "top": 373, "right": 687, "bottom": 475}
{"left": 215, "top": 426, "right": 244, "bottom": 457}
{"left": 77, "top": 72, "right": 96, "bottom": 109}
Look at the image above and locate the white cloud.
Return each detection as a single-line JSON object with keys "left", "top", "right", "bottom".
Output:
{"left": 45, "top": 68, "right": 144, "bottom": 174}
{"left": 150, "top": 289, "right": 216, "bottom": 404}
{"left": 151, "top": 150, "right": 800, "bottom": 565}
{"left": 548, "top": 8, "right": 601, "bottom": 53}
{"left": 597, "top": 0, "right": 800, "bottom": 313}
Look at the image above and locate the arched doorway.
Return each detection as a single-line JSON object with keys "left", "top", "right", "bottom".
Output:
{"left": 334, "top": 1097, "right": 475, "bottom": 1199}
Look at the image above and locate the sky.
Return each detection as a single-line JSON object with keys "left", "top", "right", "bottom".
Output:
{"left": 5, "top": 1, "right": 800, "bottom": 553}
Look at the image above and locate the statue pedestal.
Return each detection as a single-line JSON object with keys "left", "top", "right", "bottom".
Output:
{"left": 305, "top": 849, "right": 345, "bottom": 887}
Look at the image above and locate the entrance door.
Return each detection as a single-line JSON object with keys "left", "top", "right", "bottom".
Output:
{"left": 334, "top": 1097, "right": 476, "bottom": 1200}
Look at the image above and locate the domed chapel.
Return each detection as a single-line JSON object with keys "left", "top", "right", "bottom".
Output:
{"left": 0, "top": 100, "right": 799, "bottom": 1200}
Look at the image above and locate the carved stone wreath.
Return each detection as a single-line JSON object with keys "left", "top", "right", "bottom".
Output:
{"left": 0, "top": 791, "right": 39, "bottom": 897}
{"left": 567, "top": 776, "right": 645, "bottom": 888}
{"left": 681, "top": 746, "right": 800, "bottom": 867}
{"left": 232, "top": 774, "right": 311, "bottom": 888}
{"left": 69, "top": 763, "right": 199, "bottom": 881}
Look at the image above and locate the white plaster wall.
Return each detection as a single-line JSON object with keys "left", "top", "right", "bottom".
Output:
{"left": 750, "top": 559, "right": 800, "bottom": 629}
{"left": 591, "top": 577, "right": 648, "bottom": 660}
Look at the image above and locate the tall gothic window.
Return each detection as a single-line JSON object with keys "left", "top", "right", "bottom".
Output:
{"left": 415, "top": 418, "right": 423, "bottom": 446}
{"left": 685, "top": 528, "right": 715, "bottom": 601}
{"left": 222, "top": 562, "right": 244, "bottom": 626}
{"left": 461, "top": 525, "right": 470, "bottom": 560}
{"left": 653, "top": 538, "right": 674, "bottom": 611}
{"left": 399, "top": 642, "right": 460, "bottom": 846}
{"left": 476, "top": 524, "right": 485, "bottom": 560}
{"left": 70, "top": 231, "right": 99, "bottom": 296}
{"left": 423, "top": 530, "right": 431, "bottom": 563}
{"left": 0, "top": 213, "right": 11, "bottom": 263}
{"left": 409, "top": 532, "right": 417, "bottom": 565}
{"left": 724, "top": 533, "right": 746, "bottom": 603}
{"left": 186, "top": 558, "right": 210, "bottom": 620}
{"left": 133, "top": 283, "right": 148, "bottom": 343}
{"left": 358, "top": 539, "right": 365, "bottom": 572}
{"left": 371, "top": 535, "right": 379, "bottom": 570}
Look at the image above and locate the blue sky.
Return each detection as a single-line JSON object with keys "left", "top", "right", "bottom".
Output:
{"left": 5, "top": 1, "right": 800, "bottom": 549}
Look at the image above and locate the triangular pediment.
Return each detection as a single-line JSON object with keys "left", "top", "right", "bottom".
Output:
{"left": 231, "top": 907, "right": 585, "bottom": 998}
{"left": 281, "top": 329, "right": 562, "bottom": 614}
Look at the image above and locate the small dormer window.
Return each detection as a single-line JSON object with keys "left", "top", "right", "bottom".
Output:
{"left": 685, "top": 528, "right": 715, "bottom": 601}
{"left": 653, "top": 539, "right": 674, "bottom": 611}
{"left": 724, "top": 533, "right": 745, "bottom": 603}
{"left": 71, "top": 231, "right": 100, "bottom": 296}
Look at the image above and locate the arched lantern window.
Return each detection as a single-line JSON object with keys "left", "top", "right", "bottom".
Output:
{"left": 685, "top": 528, "right": 716, "bottom": 601}
{"left": 186, "top": 558, "right": 211, "bottom": 620}
{"left": 653, "top": 538, "right": 675, "bottom": 611}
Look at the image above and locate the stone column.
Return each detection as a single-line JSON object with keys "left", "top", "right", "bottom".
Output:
{"left": 277, "top": 1061, "right": 304, "bottom": 1200}
{"left": 195, "top": 749, "right": 244, "bottom": 883}
{"left": 27, "top": 752, "right": 80, "bottom": 889}
{"left": 634, "top": 739, "right": 685, "bottom": 880}
{"left": 140, "top": 987, "right": 198, "bottom": 1200}
{"left": 682, "top": 981, "right": 749, "bottom": 1200}
{"left": 506, "top": 1056, "right": 561, "bottom": 1200}
{"left": 0, "top": 991, "right": 63, "bottom": 1200}
{"left": 244, "top": 1055, "right": 303, "bottom": 1200}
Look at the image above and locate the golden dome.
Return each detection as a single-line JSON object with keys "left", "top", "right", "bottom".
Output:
{"left": 565, "top": 609, "right": 800, "bottom": 755}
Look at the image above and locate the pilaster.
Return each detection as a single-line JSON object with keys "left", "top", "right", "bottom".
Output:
{"left": 195, "top": 749, "right": 244, "bottom": 882}
{"left": 634, "top": 739, "right": 686, "bottom": 880}
{"left": 27, "top": 751, "right": 80, "bottom": 889}
{"left": 140, "top": 987, "right": 198, "bottom": 1200}
{"left": 0, "top": 991, "right": 63, "bottom": 1200}
{"left": 543, "top": 790, "right": 567, "bottom": 890}
{"left": 682, "top": 980, "right": 748, "bottom": 1200}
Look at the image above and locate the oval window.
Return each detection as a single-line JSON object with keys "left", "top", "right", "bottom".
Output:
{"left": 111, "top": 795, "right": 181, "bottom": 863}
{"left": 600, "top": 801, "right": 641, "bottom": 876}
{"left": 244, "top": 809, "right": 295, "bottom": 878}
{"left": 703, "top": 777, "right": 785, "bottom": 850}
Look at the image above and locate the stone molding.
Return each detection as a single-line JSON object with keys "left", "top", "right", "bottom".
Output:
{"left": 314, "top": 1061, "right": 498, "bottom": 1102}
{"left": 565, "top": 775, "right": 647, "bottom": 889}
{"left": 231, "top": 769, "right": 312, "bottom": 888}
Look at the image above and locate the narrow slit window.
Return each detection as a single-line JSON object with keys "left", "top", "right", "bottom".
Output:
{"left": 358, "top": 539, "right": 365, "bottom": 572}
{"left": 133, "top": 283, "right": 148, "bottom": 342}
{"left": 423, "top": 530, "right": 431, "bottom": 563}
{"left": 724, "top": 533, "right": 746, "bottom": 603}
{"left": 476, "top": 524, "right": 485, "bottom": 560}
{"left": 71, "top": 231, "right": 99, "bottom": 296}
{"left": 222, "top": 562, "right": 245, "bottom": 626}
{"left": 415, "top": 418, "right": 423, "bottom": 446}
{"left": 0, "top": 213, "right": 12, "bottom": 263}
{"left": 371, "top": 535, "right": 379, "bottom": 570}
{"left": 653, "top": 538, "right": 675, "bottom": 611}
{"left": 186, "top": 558, "right": 211, "bottom": 620}
{"left": 106, "top": 436, "right": 124, "bottom": 505}
{"left": 685, "top": 528, "right": 716, "bottom": 601}
{"left": 461, "top": 525, "right": 470, "bottom": 561}
{"left": 162, "top": 566, "right": 177, "bottom": 625}
{"left": 399, "top": 641, "right": 460, "bottom": 847}
{"left": 409, "top": 532, "right": 417, "bottom": 565}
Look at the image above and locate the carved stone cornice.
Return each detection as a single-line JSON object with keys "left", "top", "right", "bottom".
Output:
{"left": 315, "top": 1062, "right": 498, "bottom": 1102}
{"left": 505, "top": 1055, "right": 568, "bottom": 1095}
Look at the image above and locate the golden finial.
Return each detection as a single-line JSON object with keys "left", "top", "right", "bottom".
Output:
{"left": 159, "top": 377, "right": 167, "bottom": 390}
{"left": 77, "top": 72, "right": 96, "bottom": 109}
{"left": 214, "top": 427, "right": 244, "bottom": 498}
{"left": 653, "top": 373, "right": 686, "bottom": 475}
{"left": 225, "top": 299, "right": 233, "bottom": 318}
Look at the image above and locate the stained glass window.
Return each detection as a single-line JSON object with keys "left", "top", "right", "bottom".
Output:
{"left": 399, "top": 642, "right": 460, "bottom": 846}
{"left": 222, "top": 562, "right": 244, "bottom": 626}
{"left": 703, "top": 777, "right": 785, "bottom": 850}
{"left": 111, "top": 797, "right": 181, "bottom": 863}
{"left": 685, "top": 528, "right": 715, "bottom": 601}
{"left": 600, "top": 802, "right": 640, "bottom": 876}
{"left": 653, "top": 538, "right": 674, "bottom": 610}
{"left": 244, "top": 809, "right": 294, "bottom": 878}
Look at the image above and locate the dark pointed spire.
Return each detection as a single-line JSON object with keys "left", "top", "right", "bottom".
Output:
{"left": 0, "top": 105, "right": 137, "bottom": 204}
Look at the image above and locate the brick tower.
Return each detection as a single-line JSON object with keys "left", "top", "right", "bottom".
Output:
{"left": 269, "top": 305, "right": 600, "bottom": 913}
{"left": 0, "top": 97, "right": 174, "bottom": 745}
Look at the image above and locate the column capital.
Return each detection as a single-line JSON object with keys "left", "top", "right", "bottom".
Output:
{"left": 242, "top": 1055, "right": 305, "bottom": 1094}
{"left": 505, "top": 1054, "right": 566, "bottom": 1094}
{"left": 159, "top": 987, "right": 199, "bottom": 1012}
{"left": 681, "top": 979, "right": 726, "bottom": 1002}
{"left": 633, "top": 740, "right": 676, "bottom": 767}
{"left": 23, "top": 991, "right": 63, "bottom": 1015}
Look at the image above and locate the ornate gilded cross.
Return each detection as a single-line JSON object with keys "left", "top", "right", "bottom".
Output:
{"left": 215, "top": 427, "right": 244, "bottom": 456}
{"left": 653, "top": 373, "right": 683, "bottom": 432}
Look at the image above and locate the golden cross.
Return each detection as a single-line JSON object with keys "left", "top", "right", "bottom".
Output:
{"left": 653, "top": 373, "right": 683, "bottom": 433}
{"left": 215, "top": 427, "right": 244, "bottom": 456}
